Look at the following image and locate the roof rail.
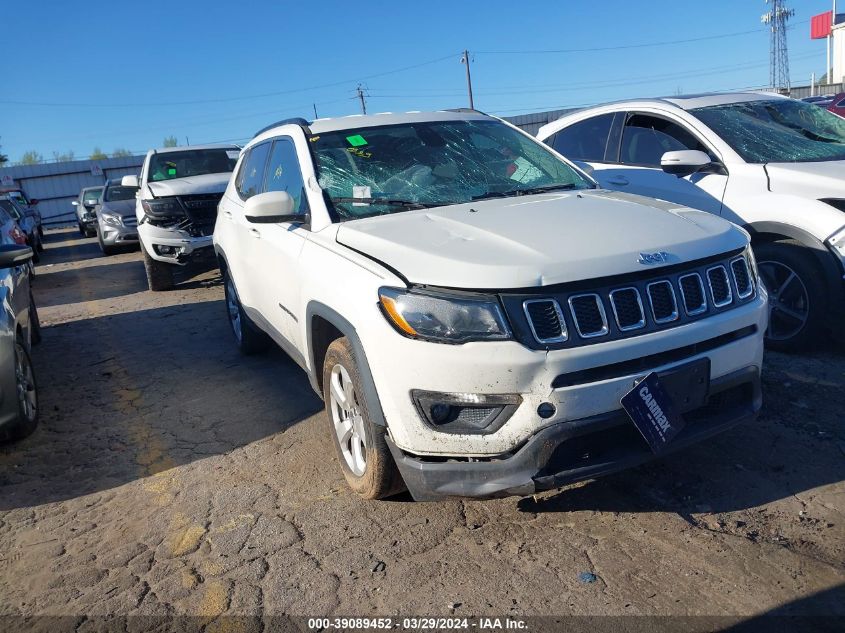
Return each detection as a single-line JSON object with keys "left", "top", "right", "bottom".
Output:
{"left": 252, "top": 117, "right": 310, "bottom": 139}
{"left": 445, "top": 107, "right": 491, "bottom": 116}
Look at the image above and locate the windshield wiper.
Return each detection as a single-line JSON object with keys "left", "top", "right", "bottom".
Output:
{"left": 472, "top": 183, "right": 584, "bottom": 201}
{"left": 332, "top": 197, "right": 449, "bottom": 210}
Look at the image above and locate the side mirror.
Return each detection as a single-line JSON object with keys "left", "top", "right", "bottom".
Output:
{"left": 244, "top": 191, "right": 306, "bottom": 224}
{"left": 121, "top": 175, "right": 139, "bottom": 187}
{"left": 661, "top": 150, "right": 712, "bottom": 177}
{"left": 71, "top": 200, "right": 79, "bottom": 206}
{"left": 0, "top": 244, "right": 33, "bottom": 268}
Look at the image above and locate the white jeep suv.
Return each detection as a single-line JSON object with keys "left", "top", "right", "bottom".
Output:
{"left": 538, "top": 92, "right": 845, "bottom": 351}
{"left": 215, "top": 110, "right": 767, "bottom": 501}
{"left": 123, "top": 144, "right": 240, "bottom": 290}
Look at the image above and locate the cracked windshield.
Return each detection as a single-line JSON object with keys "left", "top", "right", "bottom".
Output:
{"left": 692, "top": 98, "right": 845, "bottom": 163}
{"left": 313, "top": 119, "right": 593, "bottom": 219}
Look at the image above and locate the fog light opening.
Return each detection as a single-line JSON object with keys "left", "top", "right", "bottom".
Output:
{"left": 411, "top": 390, "right": 522, "bottom": 435}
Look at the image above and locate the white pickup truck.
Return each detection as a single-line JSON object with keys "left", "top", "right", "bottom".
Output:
{"left": 122, "top": 144, "right": 239, "bottom": 290}
{"left": 214, "top": 110, "right": 768, "bottom": 501}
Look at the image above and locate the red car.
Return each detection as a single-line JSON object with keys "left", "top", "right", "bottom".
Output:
{"left": 827, "top": 92, "right": 845, "bottom": 118}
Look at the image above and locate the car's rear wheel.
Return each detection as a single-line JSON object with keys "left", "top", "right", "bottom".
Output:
{"left": 141, "top": 243, "right": 174, "bottom": 291}
{"left": 322, "top": 337, "right": 404, "bottom": 499}
{"left": 222, "top": 270, "right": 270, "bottom": 354}
{"left": 755, "top": 240, "right": 825, "bottom": 353}
{"left": 4, "top": 338, "right": 38, "bottom": 441}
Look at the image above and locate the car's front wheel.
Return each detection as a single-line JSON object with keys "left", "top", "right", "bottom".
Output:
{"left": 322, "top": 337, "right": 404, "bottom": 499}
{"left": 141, "top": 243, "right": 174, "bottom": 291}
{"left": 755, "top": 240, "right": 826, "bottom": 353}
{"left": 97, "top": 228, "right": 117, "bottom": 256}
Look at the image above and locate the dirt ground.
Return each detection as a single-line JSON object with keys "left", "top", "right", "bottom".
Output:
{"left": 0, "top": 228, "right": 843, "bottom": 628}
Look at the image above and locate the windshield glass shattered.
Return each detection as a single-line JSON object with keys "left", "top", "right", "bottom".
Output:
{"left": 312, "top": 119, "right": 593, "bottom": 219}
{"left": 692, "top": 99, "right": 845, "bottom": 163}
{"left": 148, "top": 149, "right": 238, "bottom": 182}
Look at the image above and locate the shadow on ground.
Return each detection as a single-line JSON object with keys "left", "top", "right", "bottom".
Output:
{"left": 0, "top": 300, "right": 322, "bottom": 510}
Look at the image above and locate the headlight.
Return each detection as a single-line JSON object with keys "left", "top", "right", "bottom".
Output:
{"left": 378, "top": 287, "right": 511, "bottom": 343}
{"left": 141, "top": 197, "right": 185, "bottom": 221}
{"left": 744, "top": 244, "right": 759, "bottom": 284}
{"left": 100, "top": 210, "right": 122, "bottom": 226}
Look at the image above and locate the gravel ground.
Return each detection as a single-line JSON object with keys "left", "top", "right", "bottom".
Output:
{"left": 0, "top": 228, "right": 842, "bottom": 628}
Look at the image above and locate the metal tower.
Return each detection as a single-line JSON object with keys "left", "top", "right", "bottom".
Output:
{"left": 762, "top": 0, "right": 795, "bottom": 92}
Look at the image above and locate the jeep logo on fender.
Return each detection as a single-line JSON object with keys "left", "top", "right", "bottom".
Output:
{"left": 638, "top": 251, "right": 671, "bottom": 265}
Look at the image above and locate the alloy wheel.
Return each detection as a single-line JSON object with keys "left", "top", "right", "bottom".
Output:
{"left": 328, "top": 363, "right": 367, "bottom": 477}
{"left": 225, "top": 278, "right": 242, "bottom": 343}
{"left": 14, "top": 343, "right": 37, "bottom": 423}
{"left": 758, "top": 260, "right": 810, "bottom": 342}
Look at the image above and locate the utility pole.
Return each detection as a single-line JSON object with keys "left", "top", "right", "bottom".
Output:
{"left": 356, "top": 84, "right": 367, "bottom": 115}
{"left": 461, "top": 49, "right": 474, "bottom": 109}
{"left": 761, "top": 0, "right": 795, "bottom": 93}
{"left": 833, "top": 0, "right": 838, "bottom": 84}
{"left": 313, "top": 103, "right": 319, "bottom": 119}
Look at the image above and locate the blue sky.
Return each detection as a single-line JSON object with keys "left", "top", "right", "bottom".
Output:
{"left": 0, "top": 0, "right": 836, "bottom": 162}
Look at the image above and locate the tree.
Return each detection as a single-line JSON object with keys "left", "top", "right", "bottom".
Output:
{"left": 112, "top": 148, "right": 133, "bottom": 158}
{"left": 163, "top": 136, "right": 178, "bottom": 147}
{"left": 52, "top": 150, "right": 75, "bottom": 162}
{"left": 90, "top": 147, "right": 107, "bottom": 160}
{"left": 0, "top": 137, "right": 8, "bottom": 165}
{"left": 19, "top": 151, "right": 43, "bottom": 165}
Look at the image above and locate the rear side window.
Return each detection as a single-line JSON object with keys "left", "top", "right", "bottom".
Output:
{"left": 620, "top": 114, "right": 711, "bottom": 166}
{"left": 550, "top": 114, "right": 615, "bottom": 161}
{"left": 235, "top": 142, "right": 271, "bottom": 200}
{"left": 263, "top": 138, "right": 309, "bottom": 215}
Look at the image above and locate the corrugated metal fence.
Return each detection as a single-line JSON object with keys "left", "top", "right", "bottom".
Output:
{"left": 0, "top": 156, "right": 143, "bottom": 226}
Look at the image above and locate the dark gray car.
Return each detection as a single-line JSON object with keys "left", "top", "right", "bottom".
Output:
{"left": 0, "top": 244, "right": 40, "bottom": 442}
{"left": 95, "top": 179, "right": 140, "bottom": 255}
{"left": 73, "top": 186, "right": 103, "bottom": 237}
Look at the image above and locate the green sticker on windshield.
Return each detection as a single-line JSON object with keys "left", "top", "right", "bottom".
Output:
{"left": 167, "top": 167, "right": 176, "bottom": 175}
{"left": 346, "top": 134, "right": 368, "bottom": 147}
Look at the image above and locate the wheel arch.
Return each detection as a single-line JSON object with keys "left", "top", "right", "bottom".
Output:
{"left": 745, "top": 220, "right": 845, "bottom": 327}
{"left": 305, "top": 301, "right": 388, "bottom": 428}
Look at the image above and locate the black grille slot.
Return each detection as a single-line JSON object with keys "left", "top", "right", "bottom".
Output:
{"left": 568, "top": 294, "right": 608, "bottom": 337}
{"left": 731, "top": 257, "right": 753, "bottom": 299}
{"left": 609, "top": 288, "right": 644, "bottom": 331}
{"left": 679, "top": 273, "right": 706, "bottom": 315}
{"left": 523, "top": 300, "right": 566, "bottom": 343}
{"left": 647, "top": 281, "right": 678, "bottom": 323}
{"left": 707, "top": 266, "right": 732, "bottom": 307}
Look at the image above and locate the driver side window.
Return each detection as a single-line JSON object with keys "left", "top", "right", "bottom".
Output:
{"left": 236, "top": 142, "right": 271, "bottom": 201}
{"left": 620, "top": 114, "right": 711, "bottom": 167}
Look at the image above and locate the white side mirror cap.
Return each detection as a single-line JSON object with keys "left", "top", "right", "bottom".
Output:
{"left": 244, "top": 190, "right": 299, "bottom": 223}
{"left": 71, "top": 200, "right": 79, "bottom": 206}
{"left": 121, "top": 175, "right": 139, "bottom": 187}
{"left": 661, "top": 150, "right": 711, "bottom": 176}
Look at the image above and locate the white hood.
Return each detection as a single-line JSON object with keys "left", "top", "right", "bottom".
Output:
{"left": 335, "top": 190, "right": 748, "bottom": 289}
{"left": 766, "top": 161, "right": 845, "bottom": 199}
{"left": 147, "top": 173, "right": 230, "bottom": 197}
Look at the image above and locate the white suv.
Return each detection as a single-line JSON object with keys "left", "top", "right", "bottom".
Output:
{"left": 538, "top": 92, "right": 845, "bottom": 351}
{"left": 215, "top": 110, "right": 767, "bottom": 501}
{"left": 122, "top": 144, "right": 240, "bottom": 290}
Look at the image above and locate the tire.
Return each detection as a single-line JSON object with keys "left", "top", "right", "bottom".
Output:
{"left": 36, "top": 236, "right": 44, "bottom": 252}
{"left": 322, "top": 337, "right": 404, "bottom": 500}
{"left": 141, "top": 243, "right": 174, "bottom": 291}
{"left": 37, "top": 225, "right": 44, "bottom": 238}
{"left": 222, "top": 269, "right": 270, "bottom": 354}
{"left": 29, "top": 239, "right": 40, "bottom": 264}
{"left": 78, "top": 222, "right": 86, "bottom": 236}
{"left": 4, "top": 338, "right": 39, "bottom": 442}
{"left": 29, "top": 293, "right": 42, "bottom": 346}
{"left": 755, "top": 239, "right": 826, "bottom": 353}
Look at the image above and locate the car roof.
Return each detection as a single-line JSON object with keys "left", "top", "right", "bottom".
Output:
{"left": 251, "top": 110, "right": 495, "bottom": 144}
{"left": 147, "top": 143, "right": 240, "bottom": 155}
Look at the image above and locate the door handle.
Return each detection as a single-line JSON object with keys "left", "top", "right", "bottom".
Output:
{"left": 249, "top": 228, "right": 261, "bottom": 239}
{"left": 607, "top": 176, "right": 629, "bottom": 186}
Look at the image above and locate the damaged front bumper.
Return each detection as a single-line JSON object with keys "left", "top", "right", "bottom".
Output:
{"left": 138, "top": 223, "right": 214, "bottom": 265}
{"left": 387, "top": 366, "right": 761, "bottom": 501}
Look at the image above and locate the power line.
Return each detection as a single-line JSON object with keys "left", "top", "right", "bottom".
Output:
{"left": 476, "top": 21, "right": 808, "bottom": 55}
{"left": 0, "top": 53, "right": 459, "bottom": 109}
